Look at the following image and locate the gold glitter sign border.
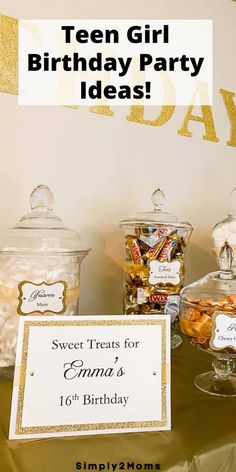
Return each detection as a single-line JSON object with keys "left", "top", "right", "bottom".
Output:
{"left": 14, "top": 318, "right": 169, "bottom": 436}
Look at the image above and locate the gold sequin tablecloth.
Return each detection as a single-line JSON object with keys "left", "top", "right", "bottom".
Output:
{"left": 1, "top": 338, "right": 236, "bottom": 472}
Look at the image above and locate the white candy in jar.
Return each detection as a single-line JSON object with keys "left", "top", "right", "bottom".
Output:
{"left": 0, "top": 185, "right": 90, "bottom": 369}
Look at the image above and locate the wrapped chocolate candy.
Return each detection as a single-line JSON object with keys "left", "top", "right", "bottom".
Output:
{"left": 180, "top": 242, "right": 236, "bottom": 396}
{"left": 119, "top": 188, "right": 192, "bottom": 348}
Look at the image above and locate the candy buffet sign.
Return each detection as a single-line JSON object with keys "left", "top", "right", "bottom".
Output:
{"left": 9, "top": 315, "right": 171, "bottom": 439}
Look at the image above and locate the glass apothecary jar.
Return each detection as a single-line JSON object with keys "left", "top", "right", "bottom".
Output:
{"left": 212, "top": 187, "right": 236, "bottom": 269}
{"left": 119, "top": 188, "right": 193, "bottom": 348}
{"left": 0, "top": 185, "right": 90, "bottom": 373}
{"left": 180, "top": 242, "right": 236, "bottom": 396}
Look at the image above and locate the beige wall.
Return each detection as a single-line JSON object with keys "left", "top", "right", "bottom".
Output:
{"left": 0, "top": 0, "right": 235, "bottom": 314}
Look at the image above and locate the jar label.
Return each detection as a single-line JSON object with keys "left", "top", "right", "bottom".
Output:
{"left": 148, "top": 260, "right": 181, "bottom": 286}
{"left": 17, "top": 281, "right": 67, "bottom": 315}
{"left": 210, "top": 312, "right": 236, "bottom": 351}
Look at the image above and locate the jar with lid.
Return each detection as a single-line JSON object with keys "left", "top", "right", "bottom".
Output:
{"left": 180, "top": 241, "right": 236, "bottom": 396}
{"left": 119, "top": 188, "right": 193, "bottom": 348}
{"left": 212, "top": 187, "right": 236, "bottom": 268}
{"left": 0, "top": 185, "right": 90, "bottom": 375}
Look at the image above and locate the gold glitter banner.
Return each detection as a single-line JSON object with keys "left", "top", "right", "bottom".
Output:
{"left": 0, "top": 14, "right": 235, "bottom": 148}
{"left": 0, "top": 14, "right": 18, "bottom": 94}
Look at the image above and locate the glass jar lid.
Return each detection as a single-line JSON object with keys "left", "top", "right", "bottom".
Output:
{"left": 119, "top": 188, "right": 192, "bottom": 229}
{"left": 0, "top": 185, "right": 91, "bottom": 255}
{"left": 181, "top": 242, "right": 236, "bottom": 306}
{"left": 212, "top": 187, "right": 236, "bottom": 248}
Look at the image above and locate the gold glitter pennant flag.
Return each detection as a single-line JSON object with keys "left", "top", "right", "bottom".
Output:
{"left": 0, "top": 14, "right": 18, "bottom": 94}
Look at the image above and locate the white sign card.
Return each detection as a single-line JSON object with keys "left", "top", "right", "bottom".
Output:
{"left": 9, "top": 315, "right": 171, "bottom": 439}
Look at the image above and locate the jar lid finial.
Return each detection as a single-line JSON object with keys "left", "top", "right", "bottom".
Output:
{"left": 30, "top": 185, "right": 54, "bottom": 212}
{"left": 151, "top": 188, "right": 165, "bottom": 212}
{"left": 219, "top": 241, "right": 234, "bottom": 279}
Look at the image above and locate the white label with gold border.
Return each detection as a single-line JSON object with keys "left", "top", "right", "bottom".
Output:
{"left": 9, "top": 315, "right": 171, "bottom": 439}
{"left": 210, "top": 312, "right": 236, "bottom": 351}
{"left": 148, "top": 260, "right": 181, "bottom": 285}
{"left": 17, "top": 281, "right": 67, "bottom": 315}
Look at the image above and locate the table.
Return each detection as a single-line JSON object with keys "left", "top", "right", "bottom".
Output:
{"left": 1, "top": 337, "right": 236, "bottom": 472}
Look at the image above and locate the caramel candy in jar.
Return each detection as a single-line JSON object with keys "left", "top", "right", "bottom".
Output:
{"left": 180, "top": 242, "right": 236, "bottom": 396}
{"left": 0, "top": 185, "right": 90, "bottom": 374}
{"left": 119, "top": 188, "right": 193, "bottom": 317}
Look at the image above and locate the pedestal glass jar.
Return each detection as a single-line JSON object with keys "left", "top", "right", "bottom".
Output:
{"left": 0, "top": 185, "right": 90, "bottom": 374}
{"left": 180, "top": 242, "right": 236, "bottom": 396}
{"left": 119, "top": 188, "right": 193, "bottom": 349}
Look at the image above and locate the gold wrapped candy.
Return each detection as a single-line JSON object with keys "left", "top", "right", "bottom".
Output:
{"left": 180, "top": 294, "right": 236, "bottom": 352}
{"left": 123, "top": 228, "right": 188, "bottom": 314}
